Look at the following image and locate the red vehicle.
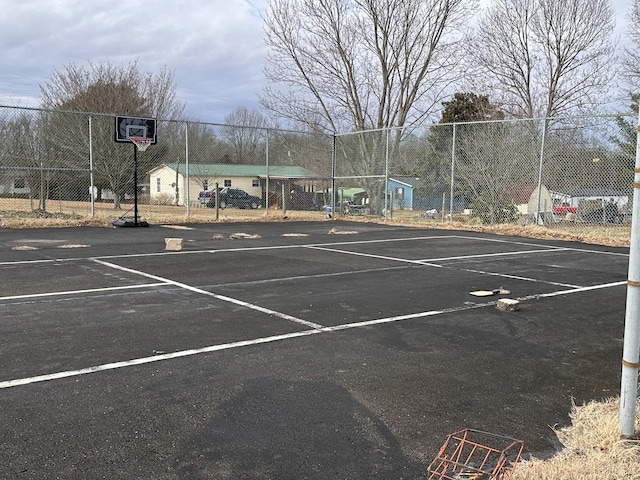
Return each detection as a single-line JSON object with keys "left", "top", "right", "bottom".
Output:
{"left": 553, "top": 202, "right": 577, "bottom": 215}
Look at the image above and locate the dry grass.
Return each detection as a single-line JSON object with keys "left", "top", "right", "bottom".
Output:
{"left": 0, "top": 199, "right": 329, "bottom": 229}
{"left": 513, "top": 398, "right": 640, "bottom": 480}
{"left": 384, "top": 210, "right": 632, "bottom": 247}
{"left": 0, "top": 200, "right": 632, "bottom": 247}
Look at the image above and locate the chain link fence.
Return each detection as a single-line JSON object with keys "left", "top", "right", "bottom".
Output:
{"left": 0, "top": 105, "right": 635, "bottom": 231}
{"left": 336, "top": 115, "right": 636, "bottom": 230}
{"left": 0, "top": 105, "right": 334, "bottom": 223}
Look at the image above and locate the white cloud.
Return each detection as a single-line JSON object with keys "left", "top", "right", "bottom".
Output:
{"left": 0, "top": 0, "right": 268, "bottom": 121}
{"left": 0, "top": 0, "right": 633, "bottom": 121}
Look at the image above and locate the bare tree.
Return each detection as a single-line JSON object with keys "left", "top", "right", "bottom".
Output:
{"left": 40, "top": 60, "right": 184, "bottom": 120}
{"left": 455, "top": 120, "right": 540, "bottom": 223}
{"left": 223, "top": 107, "right": 270, "bottom": 164}
{"left": 262, "top": 0, "right": 473, "bottom": 211}
{"left": 1, "top": 112, "right": 51, "bottom": 210}
{"left": 623, "top": 0, "right": 640, "bottom": 86}
{"left": 262, "top": 0, "right": 473, "bottom": 133}
{"left": 472, "top": 0, "right": 616, "bottom": 118}
{"left": 39, "top": 61, "right": 184, "bottom": 209}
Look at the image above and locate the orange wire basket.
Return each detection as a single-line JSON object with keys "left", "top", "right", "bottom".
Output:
{"left": 427, "top": 429, "right": 524, "bottom": 480}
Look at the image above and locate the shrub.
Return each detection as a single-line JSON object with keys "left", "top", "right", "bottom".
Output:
{"left": 150, "top": 193, "right": 175, "bottom": 205}
{"left": 470, "top": 192, "right": 520, "bottom": 224}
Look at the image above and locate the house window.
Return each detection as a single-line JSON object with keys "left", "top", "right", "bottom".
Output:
{"left": 156, "top": 178, "right": 161, "bottom": 192}
{"left": 224, "top": 179, "right": 232, "bottom": 187}
{"left": 203, "top": 180, "right": 209, "bottom": 191}
{"left": 252, "top": 179, "right": 260, "bottom": 187}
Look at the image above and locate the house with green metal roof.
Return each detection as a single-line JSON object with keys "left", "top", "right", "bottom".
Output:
{"left": 149, "top": 163, "right": 322, "bottom": 207}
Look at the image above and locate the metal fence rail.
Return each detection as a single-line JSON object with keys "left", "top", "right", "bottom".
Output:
{"left": 0, "top": 105, "right": 635, "bottom": 229}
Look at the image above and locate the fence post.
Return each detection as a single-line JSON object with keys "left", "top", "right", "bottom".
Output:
{"left": 384, "top": 128, "right": 390, "bottom": 219}
{"left": 535, "top": 119, "right": 547, "bottom": 225}
{"left": 331, "top": 134, "right": 336, "bottom": 220}
{"left": 265, "top": 129, "right": 270, "bottom": 215}
{"left": 88, "top": 115, "right": 95, "bottom": 217}
{"left": 449, "top": 123, "right": 456, "bottom": 223}
{"left": 619, "top": 109, "right": 640, "bottom": 439}
{"left": 215, "top": 182, "right": 219, "bottom": 220}
{"left": 185, "top": 123, "right": 190, "bottom": 217}
{"left": 282, "top": 183, "right": 287, "bottom": 214}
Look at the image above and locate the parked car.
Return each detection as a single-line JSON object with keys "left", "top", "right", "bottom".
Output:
{"left": 553, "top": 202, "right": 577, "bottom": 215}
{"left": 198, "top": 189, "right": 220, "bottom": 205}
{"left": 583, "top": 201, "right": 625, "bottom": 224}
{"left": 201, "top": 187, "right": 262, "bottom": 209}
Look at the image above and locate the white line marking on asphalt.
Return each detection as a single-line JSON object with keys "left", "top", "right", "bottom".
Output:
{"left": 307, "top": 245, "right": 582, "bottom": 289}
{"left": 306, "top": 245, "right": 443, "bottom": 267}
{"left": 0, "top": 235, "right": 455, "bottom": 265}
{"left": 0, "top": 233, "right": 628, "bottom": 389}
{"left": 455, "top": 235, "right": 629, "bottom": 256}
{"left": 92, "top": 259, "right": 324, "bottom": 330}
{"left": 206, "top": 265, "right": 411, "bottom": 288}
{"left": 0, "top": 279, "right": 626, "bottom": 390}
{"left": 460, "top": 268, "right": 581, "bottom": 288}
{"left": 418, "top": 248, "right": 569, "bottom": 263}
{"left": 0, "top": 283, "right": 169, "bottom": 301}
{"left": 0, "top": 330, "right": 322, "bottom": 389}
{"left": 160, "top": 225, "right": 194, "bottom": 230}
{"left": 522, "top": 281, "right": 627, "bottom": 298}
{"left": 0, "top": 234, "right": 627, "bottom": 267}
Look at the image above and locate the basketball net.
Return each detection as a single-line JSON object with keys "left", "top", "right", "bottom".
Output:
{"left": 130, "top": 136, "right": 152, "bottom": 152}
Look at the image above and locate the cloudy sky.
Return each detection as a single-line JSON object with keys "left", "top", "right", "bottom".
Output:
{"left": 0, "top": 0, "right": 634, "bottom": 124}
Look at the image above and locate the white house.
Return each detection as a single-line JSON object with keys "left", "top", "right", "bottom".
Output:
{"left": 148, "top": 163, "right": 321, "bottom": 206}
{"left": 0, "top": 173, "right": 29, "bottom": 196}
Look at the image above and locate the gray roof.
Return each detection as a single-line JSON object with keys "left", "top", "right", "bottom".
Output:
{"left": 553, "top": 188, "right": 627, "bottom": 197}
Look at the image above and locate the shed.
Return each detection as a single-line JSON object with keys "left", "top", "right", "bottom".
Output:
{"left": 527, "top": 184, "right": 554, "bottom": 224}
{"left": 388, "top": 178, "right": 415, "bottom": 210}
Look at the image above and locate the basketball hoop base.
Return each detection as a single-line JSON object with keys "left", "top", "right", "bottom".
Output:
{"left": 112, "top": 216, "right": 149, "bottom": 228}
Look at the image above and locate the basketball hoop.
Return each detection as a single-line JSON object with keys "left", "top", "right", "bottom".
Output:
{"left": 130, "top": 136, "right": 153, "bottom": 152}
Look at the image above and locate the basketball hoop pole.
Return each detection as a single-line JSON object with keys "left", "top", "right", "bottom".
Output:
{"left": 112, "top": 116, "right": 155, "bottom": 228}
{"left": 133, "top": 144, "right": 139, "bottom": 227}
{"left": 128, "top": 137, "right": 152, "bottom": 226}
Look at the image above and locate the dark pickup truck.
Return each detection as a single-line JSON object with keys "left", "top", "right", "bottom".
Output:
{"left": 199, "top": 187, "right": 262, "bottom": 209}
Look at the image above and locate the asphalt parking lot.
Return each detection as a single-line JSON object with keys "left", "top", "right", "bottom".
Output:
{"left": 0, "top": 221, "right": 630, "bottom": 479}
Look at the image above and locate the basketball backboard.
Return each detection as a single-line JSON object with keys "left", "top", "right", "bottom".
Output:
{"left": 114, "top": 116, "right": 157, "bottom": 144}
